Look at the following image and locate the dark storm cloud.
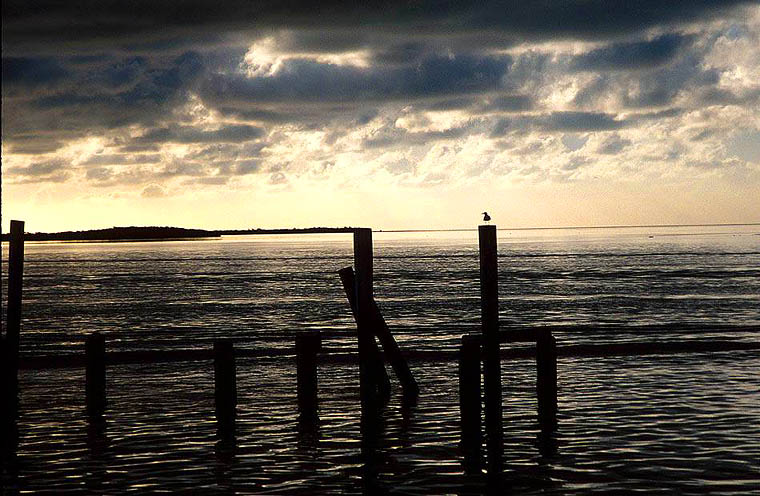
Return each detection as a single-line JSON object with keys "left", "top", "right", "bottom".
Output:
{"left": 3, "top": 0, "right": 758, "bottom": 190}
{"left": 3, "top": 1, "right": 753, "bottom": 55}
{"left": 81, "top": 153, "right": 162, "bottom": 166}
{"left": 546, "top": 112, "right": 624, "bottom": 131}
{"left": 199, "top": 53, "right": 512, "bottom": 104}
{"left": 2, "top": 57, "right": 69, "bottom": 87}
{"left": 7, "top": 159, "right": 71, "bottom": 182}
{"left": 2, "top": 51, "right": 212, "bottom": 142}
{"left": 135, "top": 124, "right": 265, "bottom": 144}
{"left": 362, "top": 120, "right": 482, "bottom": 149}
{"left": 5, "top": 135, "right": 64, "bottom": 154}
{"left": 570, "top": 34, "right": 693, "bottom": 71}
{"left": 699, "top": 87, "right": 760, "bottom": 106}
{"left": 571, "top": 46, "right": 724, "bottom": 110}
{"left": 492, "top": 111, "right": 626, "bottom": 136}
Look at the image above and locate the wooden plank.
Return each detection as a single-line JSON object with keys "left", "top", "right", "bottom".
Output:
{"left": 339, "top": 267, "right": 418, "bottom": 398}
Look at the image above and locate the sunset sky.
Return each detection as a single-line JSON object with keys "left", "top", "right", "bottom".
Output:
{"left": 3, "top": 1, "right": 760, "bottom": 232}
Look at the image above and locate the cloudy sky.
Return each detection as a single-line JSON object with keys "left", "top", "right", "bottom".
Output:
{"left": 3, "top": 1, "right": 760, "bottom": 232}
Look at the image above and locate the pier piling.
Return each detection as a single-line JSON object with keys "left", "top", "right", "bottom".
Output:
{"left": 85, "top": 333, "right": 106, "bottom": 418}
{"left": 354, "top": 229, "right": 380, "bottom": 419}
{"left": 214, "top": 340, "right": 236, "bottom": 437}
{"left": 6, "top": 220, "right": 25, "bottom": 394}
{"left": 296, "top": 330, "right": 321, "bottom": 421}
{"left": 459, "top": 334, "right": 482, "bottom": 473}
{"left": 536, "top": 334, "right": 558, "bottom": 430}
{"left": 478, "top": 224, "right": 503, "bottom": 474}
{"left": 339, "top": 267, "right": 391, "bottom": 399}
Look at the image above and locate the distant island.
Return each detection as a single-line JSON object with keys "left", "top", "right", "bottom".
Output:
{"left": 1, "top": 226, "right": 358, "bottom": 242}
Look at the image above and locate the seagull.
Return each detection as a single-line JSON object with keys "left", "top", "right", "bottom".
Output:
{"left": 482, "top": 211, "right": 491, "bottom": 223}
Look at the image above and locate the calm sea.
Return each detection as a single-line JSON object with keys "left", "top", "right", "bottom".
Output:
{"left": 3, "top": 225, "right": 759, "bottom": 494}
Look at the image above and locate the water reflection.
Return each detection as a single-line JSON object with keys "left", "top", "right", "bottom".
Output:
{"left": 85, "top": 417, "right": 109, "bottom": 493}
{"left": 8, "top": 348, "right": 760, "bottom": 493}
{"left": 214, "top": 435, "right": 236, "bottom": 488}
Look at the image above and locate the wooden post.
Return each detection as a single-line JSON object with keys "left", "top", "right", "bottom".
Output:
{"left": 214, "top": 340, "right": 236, "bottom": 437}
{"left": 338, "top": 267, "right": 391, "bottom": 399}
{"left": 6, "top": 220, "right": 24, "bottom": 384}
{"left": 353, "top": 229, "right": 379, "bottom": 432}
{"left": 296, "top": 330, "right": 321, "bottom": 421}
{"left": 536, "top": 334, "right": 558, "bottom": 431}
{"left": 459, "top": 334, "right": 482, "bottom": 474}
{"left": 479, "top": 224, "right": 502, "bottom": 474}
{"left": 85, "top": 332, "right": 106, "bottom": 418}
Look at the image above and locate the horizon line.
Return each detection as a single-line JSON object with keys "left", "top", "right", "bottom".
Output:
{"left": 2, "top": 221, "right": 758, "bottom": 238}
{"left": 374, "top": 222, "right": 760, "bottom": 233}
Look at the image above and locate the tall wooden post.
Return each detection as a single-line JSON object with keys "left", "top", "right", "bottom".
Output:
{"left": 86, "top": 332, "right": 106, "bottom": 418}
{"left": 214, "top": 340, "right": 236, "bottom": 438}
{"left": 354, "top": 229, "right": 378, "bottom": 443}
{"left": 6, "top": 220, "right": 24, "bottom": 386}
{"left": 479, "top": 225, "right": 502, "bottom": 474}
{"left": 459, "top": 334, "right": 482, "bottom": 473}
{"left": 536, "top": 334, "right": 558, "bottom": 431}
{"left": 296, "top": 330, "right": 321, "bottom": 421}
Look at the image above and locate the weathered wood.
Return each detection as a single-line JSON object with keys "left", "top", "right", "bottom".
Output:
{"left": 6, "top": 220, "right": 25, "bottom": 378}
{"left": 339, "top": 267, "right": 420, "bottom": 398}
{"left": 536, "top": 334, "right": 558, "bottom": 431}
{"left": 478, "top": 224, "right": 502, "bottom": 474}
{"left": 459, "top": 334, "right": 482, "bottom": 474}
{"left": 339, "top": 267, "right": 391, "bottom": 399}
{"left": 353, "top": 229, "right": 379, "bottom": 436}
{"left": 85, "top": 333, "right": 106, "bottom": 418}
{"left": 296, "top": 330, "right": 321, "bottom": 420}
{"left": 214, "top": 340, "right": 236, "bottom": 437}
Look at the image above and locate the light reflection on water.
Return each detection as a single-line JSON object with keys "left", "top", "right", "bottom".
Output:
{"left": 2, "top": 226, "right": 760, "bottom": 492}
{"left": 2, "top": 226, "right": 759, "bottom": 355}
{"left": 10, "top": 353, "right": 760, "bottom": 494}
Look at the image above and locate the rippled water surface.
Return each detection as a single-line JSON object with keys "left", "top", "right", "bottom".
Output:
{"left": 3, "top": 225, "right": 759, "bottom": 493}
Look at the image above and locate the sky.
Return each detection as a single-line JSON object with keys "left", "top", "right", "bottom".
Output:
{"left": 2, "top": 1, "right": 760, "bottom": 232}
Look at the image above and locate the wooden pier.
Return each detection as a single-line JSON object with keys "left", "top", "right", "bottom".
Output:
{"left": 3, "top": 218, "right": 759, "bottom": 486}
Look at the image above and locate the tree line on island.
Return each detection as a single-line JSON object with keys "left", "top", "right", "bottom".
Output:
{"left": 0, "top": 226, "right": 357, "bottom": 242}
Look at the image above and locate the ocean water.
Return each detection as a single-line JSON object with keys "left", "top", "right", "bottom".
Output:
{"left": 4, "top": 225, "right": 760, "bottom": 354}
{"left": 2, "top": 225, "right": 760, "bottom": 493}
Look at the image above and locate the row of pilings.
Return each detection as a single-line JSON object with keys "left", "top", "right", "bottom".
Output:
{"left": 1, "top": 221, "right": 557, "bottom": 483}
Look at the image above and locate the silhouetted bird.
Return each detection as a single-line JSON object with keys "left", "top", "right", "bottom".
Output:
{"left": 482, "top": 212, "right": 491, "bottom": 222}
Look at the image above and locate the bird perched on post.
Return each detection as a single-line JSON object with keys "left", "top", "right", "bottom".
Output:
{"left": 482, "top": 212, "right": 491, "bottom": 223}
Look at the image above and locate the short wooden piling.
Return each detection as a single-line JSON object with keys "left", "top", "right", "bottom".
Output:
{"left": 536, "top": 334, "right": 558, "bottom": 431}
{"left": 459, "top": 334, "right": 482, "bottom": 473}
{"left": 296, "top": 330, "right": 321, "bottom": 420}
{"left": 6, "top": 220, "right": 25, "bottom": 385}
{"left": 85, "top": 332, "right": 106, "bottom": 417}
{"left": 214, "top": 340, "right": 236, "bottom": 437}
{"left": 339, "top": 267, "right": 392, "bottom": 399}
{"left": 478, "top": 224, "right": 503, "bottom": 474}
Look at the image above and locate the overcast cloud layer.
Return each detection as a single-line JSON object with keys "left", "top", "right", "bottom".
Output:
{"left": 2, "top": 1, "right": 759, "bottom": 230}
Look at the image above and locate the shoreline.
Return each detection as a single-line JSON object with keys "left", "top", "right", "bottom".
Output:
{"left": 2, "top": 222, "right": 758, "bottom": 243}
